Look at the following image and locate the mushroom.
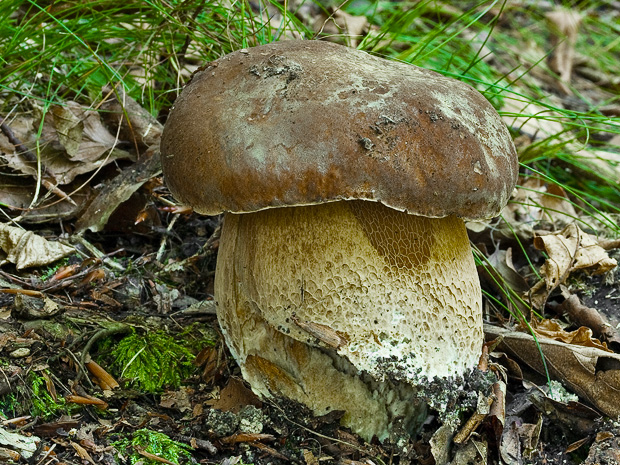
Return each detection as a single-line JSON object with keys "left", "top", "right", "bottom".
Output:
{"left": 161, "top": 40, "right": 518, "bottom": 441}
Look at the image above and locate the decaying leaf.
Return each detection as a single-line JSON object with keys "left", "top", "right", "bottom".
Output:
{"left": 429, "top": 424, "right": 453, "bottom": 465}
{"left": 207, "top": 378, "right": 262, "bottom": 414}
{"left": 502, "top": 98, "right": 564, "bottom": 141}
{"left": 485, "top": 323, "right": 620, "bottom": 419}
{"left": 50, "top": 101, "right": 127, "bottom": 163}
{"left": 3, "top": 102, "right": 132, "bottom": 186}
{"left": 545, "top": 8, "right": 582, "bottom": 94}
{"left": 478, "top": 247, "right": 530, "bottom": 302}
{"left": 555, "top": 295, "right": 620, "bottom": 349}
{"left": 101, "top": 86, "right": 163, "bottom": 149}
{"left": 512, "top": 178, "right": 578, "bottom": 228}
{"left": 572, "top": 147, "right": 620, "bottom": 185}
{"left": 75, "top": 148, "right": 161, "bottom": 233}
{"left": 531, "top": 318, "right": 610, "bottom": 352}
{"left": 529, "top": 223, "right": 617, "bottom": 307}
{"left": 0, "top": 427, "right": 40, "bottom": 459}
{"left": 536, "top": 222, "right": 617, "bottom": 276}
{"left": 0, "top": 224, "right": 74, "bottom": 270}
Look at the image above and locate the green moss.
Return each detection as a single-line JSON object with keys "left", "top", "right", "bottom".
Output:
{"left": 29, "top": 372, "right": 73, "bottom": 419}
{"left": 113, "top": 428, "right": 192, "bottom": 465}
{"left": 110, "top": 330, "right": 195, "bottom": 393}
{"left": 0, "top": 392, "right": 19, "bottom": 419}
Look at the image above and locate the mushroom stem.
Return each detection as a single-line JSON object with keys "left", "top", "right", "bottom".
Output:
{"left": 215, "top": 200, "right": 482, "bottom": 440}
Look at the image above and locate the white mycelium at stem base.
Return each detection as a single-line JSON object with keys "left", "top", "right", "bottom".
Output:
{"left": 215, "top": 200, "right": 482, "bottom": 441}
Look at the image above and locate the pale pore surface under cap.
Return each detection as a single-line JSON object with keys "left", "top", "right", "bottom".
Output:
{"left": 215, "top": 200, "right": 482, "bottom": 440}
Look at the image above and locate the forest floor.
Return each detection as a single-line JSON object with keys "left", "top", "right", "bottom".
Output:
{"left": 1, "top": 1, "right": 620, "bottom": 464}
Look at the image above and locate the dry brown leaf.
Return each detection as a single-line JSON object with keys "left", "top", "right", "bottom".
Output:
{"left": 531, "top": 318, "right": 610, "bottom": 352}
{"left": 101, "top": 86, "right": 163, "bottom": 149}
{"left": 511, "top": 178, "right": 578, "bottom": 228}
{"left": 160, "top": 387, "right": 193, "bottom": 412}
{"left": 502, "top": 94, "right": 564, "bottom": 141}
{"left": 207, "top": 378, "right": 261, "bottom": 414}
{"left": 545, "top": 9, "right": 582, "bottom": 94}
{"left": 484, "top": 247, "right": 530, "bottom": 294}
{"left": 572, "top": 147, "right": 620, "bottom": 185}
{"left": 529, "top": 223, "right": 617, "bottom": 307}
{"left": 534, "top": 223, "right": 617, "bottom": 283}
{"left": 485, "top": 323, "right": 620, "bottom": 419}
{"left": 51, "top": 101, "right": 124, "bottom": 162}
{"left": 74, "top": 147, "right": 161, "bottom": 233}
{"left": 556, "top": 295, "right": 620, "bottom": 348}
{"left": 70, "top": 440, "right": 96, "bottom": 465}
{"left": 2, "top": 102, "right": 132, "bottom": 186}
{"left": 499, "top": 420, "right": 521, "bottom": 465}
{"left": 0, "top": 224, "right": 74, "bottom": 270}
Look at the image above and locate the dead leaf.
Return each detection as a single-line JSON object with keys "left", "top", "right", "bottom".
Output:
{"left": 70, "top": 440, "right": 96, "bottom": 465}
{"left": 478, "top": 247, "right": 530, "bottom": 304}
{"left": 85, "top": 360, "right": 119, "bottom": 391}
{"left": 0, "top": 427, "right": 40, "bottom": 459}
{"left": 51, "top": 101, "right": 125, "bottom": 162}
{"left": 546, "top": 8, "right": 582, "bottom": 94}
{"left": 499, "top": 420, "right": 521, "bottom": 465}
{"left": 485, "top": 323, "right": 620, "bottom": 419}
{"left": 429, "top": 424, "right": 453, "bottom": 465}
{"left": 75, "top": 147, "right": 161, "bottom": 233}
{"left": 511, "top": 178, "right": 578, "bottom": 228}
{"left": 555, "top": 295, "right": 620, "bottom": 349}
{"left": 0, "top": 224, "right": 74, "bottom": 270}
{"left": 502, "top": 97, "right": 565, "bottom": 141}
{"left": 572, "top": 147, "right": 620, "bottom": 185}
{"left": 535, "top": 223, "right": 617, "bottom": 277}
{"left": 3, "top": 102, "right": 132, "bottom": 186}
{"left": 584, "top": 432, "right": 620, "bottom": 463}
{"left": 160, "top": 387, "right": 193, "bottom": 412}
{"left": 302, "top": 449, "right": 319, "bottom": 465}
{"left": 101, "top": 86, "right": 163, "bottom": 149}
{"left": 530, "top": 223, "right": 617, "bottom": 307}
{"left": 207, "top": 378, "right": 261, "bottom": 414}
{"left": 531, "top": 318, "right": 610, "bottom": 352}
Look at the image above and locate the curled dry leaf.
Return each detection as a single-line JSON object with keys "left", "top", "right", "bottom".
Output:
{"left": 502, "top": 98, "right": 564, "bottom": 142}
{"left": 0, "top": 224, "right": 74, "bottom": 270}
{"left": 531, "top": 318, "right": 611, "bottom": 352}
{"left": 75, "top": 147, "right": 161, "bottom": 233}
{"left": 0, "top": 427, "right": 40, "bottom": 459}
{"left": 556, "top": 295, "right": 620, "bottom": 349}
{"left": 480, "top": 246, "right": 530, "bottom": 294}
{"left": 571, "top": 147, "right": 620, "bottom": 186}
{"left": 485, "top": 323, "right": 620, "bottom": 419}
{"left": 530, "top": 223, "right": 617, "bottom": 307}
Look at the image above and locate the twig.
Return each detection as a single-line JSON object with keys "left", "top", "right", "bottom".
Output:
{"left": 156, "top": 214, "right": 179, "bottom": 262}
{"left": 73, "top": 323, "right": 132, "bottom": 388}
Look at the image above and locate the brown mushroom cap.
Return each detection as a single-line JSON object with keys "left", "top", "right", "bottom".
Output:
{"left": 161, "top": 40, "right": 517, "bottom": 220}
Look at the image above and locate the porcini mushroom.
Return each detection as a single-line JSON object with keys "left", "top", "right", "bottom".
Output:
{"left": 161, "top": 40, "right": 518, "bottom": 441}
